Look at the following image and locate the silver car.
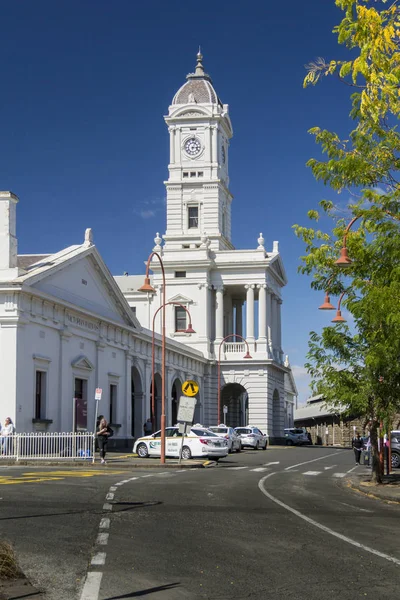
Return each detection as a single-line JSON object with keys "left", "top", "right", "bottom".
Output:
{"left": 391, "top": 431, "right": 400, "bottom": 468}
{"left": 284, "top": 428, "right": 309, "bottom": 446}
{"left": 234, "top": 427, "right": 268, "bottom": 450}
{"left": 208, "top": 425, "right": 242, "bottom": 453}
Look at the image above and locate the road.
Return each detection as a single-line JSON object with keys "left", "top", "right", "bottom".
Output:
{"left": 1, "top": 447, "right": 399, "bottom": 600}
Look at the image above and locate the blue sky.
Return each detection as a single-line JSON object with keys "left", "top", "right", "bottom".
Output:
{"left": 0, "top": 1, "right": 355, "bottom": 404}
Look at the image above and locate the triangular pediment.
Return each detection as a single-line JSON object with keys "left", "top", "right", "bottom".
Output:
{"left": 71, "top": 355, "right": 94, "bottom": 371}
{"left": 167, "top": 293, "right": 193, "bottom": 305}
{"left": 268, "top": 254, "right": 287, "bottom": 286}
{"left": 21, "top": 246, "right": 140, "bottom": 329}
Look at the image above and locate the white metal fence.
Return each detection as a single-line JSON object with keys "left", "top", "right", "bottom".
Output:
{"left": 0, "top": 432, "right": 95, "bottom": 461}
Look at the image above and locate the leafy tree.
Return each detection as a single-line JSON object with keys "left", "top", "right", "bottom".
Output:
{"left": 294, "top": 0, "right": 400, "bottom": 483}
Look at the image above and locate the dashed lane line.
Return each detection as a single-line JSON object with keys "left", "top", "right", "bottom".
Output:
{"left": 79, "top": 572, "right": 103, "bottom": 600}
{"left": 303, "top": 471, "right": 322, "bottom": 476}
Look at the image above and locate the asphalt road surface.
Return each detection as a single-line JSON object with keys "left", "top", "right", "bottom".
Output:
{"left": 1, "top": 447, "right": 399, "bottom": 600}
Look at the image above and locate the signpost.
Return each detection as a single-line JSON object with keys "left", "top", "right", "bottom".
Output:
{"left": 178, "top": 386, "right": 198, "bottom": 464}
{"left": 93, "top": 388, "right": 103, "bottom": 462}
{"left": 223, "top": 404, "right": 228, "bottom": 425}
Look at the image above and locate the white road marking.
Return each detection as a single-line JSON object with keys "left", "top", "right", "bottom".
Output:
{"left": 109, "top": 486, "right": 117, "bottom": 492}
{"left": 264, "top": 461, "right": 280, "bottom": 466}
{"left": 251, "top": 467, "right": 269, "bottom": 472}
{"left": 340, "top": 502, "right": 373, "bottom": 513}
{"left": 128, "top": 477, "right": 138, "bottom": 481}
{"left": 90, "top": 552, "right": 106, "bottom": 566}
{"left": 229, "top": 466, "right": 248, "bottom": 470}
{"left": 105, "top": 492, "right": 114, "bottom": 501}
{"left": 303, "top": 471, "right": 321, "bottom": 476}
{"left": 99, "top": 518, "right": 110, "bottom": 529}
{"left": 96, "top": 532, "right": 109, "bottom": 546}
{"left": 259, "top": 473, "right": 400, "bottom": 566}
{"left": 324, "top": 465, "right": 336, "bottom": 470}
{"left": 285, "top": 451, "right": 346, "bottom": 471}
{"left": 141, "top": 474, "right": 154, "bottom": 478}
{"left": 346, "top": 465, "right": 358, "bottom": 474}
{"left": 79, "top": 572, "right": 103, "bottom": 600}
{"left": 102, "top": 503, "right": 112, "bottom": 511}
{"left": 333, "top": 473, "right": 346, "bottom": 478}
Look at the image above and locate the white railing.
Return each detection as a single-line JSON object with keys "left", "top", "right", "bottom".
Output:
{"left": 0, "top": 432, "right": 95, "bottom": 461}
{"left": 223, "top": 342, "right": 246, "bottom": 354}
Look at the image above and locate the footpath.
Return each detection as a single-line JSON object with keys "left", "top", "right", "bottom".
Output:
{"left": 346, "top": 469, "right": 400, "bottom": 504}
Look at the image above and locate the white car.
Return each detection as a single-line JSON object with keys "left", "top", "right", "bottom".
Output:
{"left": 235, "top": 426, "right": 268, "bottom": 450}
{"left": 133, "top": 426, "right": 228, "bottom": 460}
{"left": 208, "top": 425, "right": 242, "bottom": 453}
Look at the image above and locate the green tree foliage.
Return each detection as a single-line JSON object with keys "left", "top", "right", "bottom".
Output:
{"left": 294, "top": 0, "right": 400, "bottom": 482}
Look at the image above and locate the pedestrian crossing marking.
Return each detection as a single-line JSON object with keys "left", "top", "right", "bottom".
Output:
{"left": 332, "top": 473, "right": 346, "bottom": 478}
{"left": 263, "top": 462, "right": 280, "bottom": 466}
{"left": 229, "top": 466, "right": 248, "bottom": 470}
{"left": 251, "top": 467, "right": 269, "bottom": 472}
{"left": 303, "top": 471, "right": 321, "bottom": 476}
{"left": 324, "top": 465, "right": 336, "bottom": 470}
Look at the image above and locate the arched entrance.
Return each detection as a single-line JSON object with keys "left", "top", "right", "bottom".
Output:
{"left": 131, "top": 366, "right": 144, "bottom": 439}
{"left": 171, "top": 378, "right": 182, "bottom": 425}
{"left": 272, "top": 389, "right": 281, "bottom": 438}
{"left": 220, "top": 383, "right": 247, "bottom": 427}
{"left": 150, "top": 372, "right": 162, "bottom": 431}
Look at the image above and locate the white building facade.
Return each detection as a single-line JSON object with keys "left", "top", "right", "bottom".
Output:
{"left": 116, "top": 52, "right": 295, "bottom": 439}
{"left": 0, "top": 53, "right": 296, "bottom": 445}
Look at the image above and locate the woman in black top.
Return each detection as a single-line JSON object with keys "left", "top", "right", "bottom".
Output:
{"left": 97, "top": 417, "right": 110, "bottom": 464}
{"left": 352, "top": 433, "right": 363, "bottom": 464}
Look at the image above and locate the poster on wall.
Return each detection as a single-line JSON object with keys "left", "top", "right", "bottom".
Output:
{"left": 74, "top": 397, "right": 88, "bottom": 431}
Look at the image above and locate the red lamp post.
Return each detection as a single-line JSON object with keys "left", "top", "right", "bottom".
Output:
{"left": 138, "top": 252, "right": 167, "bottom": 463}
{"left": 217, "top": 334, "right": 252, "bottom": 425}
{"left": 150, "top": 302, "right": 195, "bottom": 439}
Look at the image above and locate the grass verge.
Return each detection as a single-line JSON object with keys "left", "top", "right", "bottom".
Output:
{"left": 0, "top": 542, "right": 22, "bottom": 580}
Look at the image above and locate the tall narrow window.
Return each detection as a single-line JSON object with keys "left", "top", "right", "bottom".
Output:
{"left": 175, "top": 306, "right": 187, "bottom": 332}
{"left": 35, "top": 371, "right": 46, "bottom": 419}
{"left": 110, "top": 384, "right": 117, "bottom": 423}
{"left": 188, "top": 206, "right": 199, "bottom": 229}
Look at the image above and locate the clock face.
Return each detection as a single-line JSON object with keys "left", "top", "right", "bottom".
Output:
{"left": 221, "top": 145, "right": 226, "bottom": 164}
{"left": 184, "top": 137, "right": 202, "bottom": 157}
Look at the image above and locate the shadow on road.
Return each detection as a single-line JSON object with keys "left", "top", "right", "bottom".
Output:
{"left": 0, "top": 501, "right": 162, "bottom": 521}
{"left": 103, "top": 582, "right": 181, "bottom": 599}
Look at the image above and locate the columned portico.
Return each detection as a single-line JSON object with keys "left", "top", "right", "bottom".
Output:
{"left": 245, "top": 284, "right": 255, "bottom": 348}
{"left": 257, "top": 284, "right": 267, "bottom": 351}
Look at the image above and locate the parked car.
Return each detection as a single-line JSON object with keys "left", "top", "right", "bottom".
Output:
{"left": 234, "top": 426, "right": 267, "bottom": 450}
{"left": 391, "top": 431, "right": 400, "bottom": 468}
{"left": 133, "top": 426, "right": 228, "bottom": 460}
{"left": 284, "top": 428, "right": 309, "bottom": 446}
{"left": 208, "top": 425, "right": 242, "bottom": 453}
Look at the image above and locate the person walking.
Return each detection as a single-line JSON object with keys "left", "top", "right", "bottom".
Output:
{"left": 96, "top": 417, "right": 110, "bottom": 464}
{"left": 352, "top": 432, "right": 363, "bottom": 465}
{"left": 143, "top": 418, "right": 152, "bottom": 435}
{"left": 1, "top": 417, "right": 15, "bottom": 455}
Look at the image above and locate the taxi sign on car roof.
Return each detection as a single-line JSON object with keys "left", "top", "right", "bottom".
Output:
{"left": 182, "top": 380, "right": 199, "bottom": 397}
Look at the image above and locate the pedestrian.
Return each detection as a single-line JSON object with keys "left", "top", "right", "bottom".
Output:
{"left": 96, "top": 417, "right": 110, "bottom": 464}
{"left": 352, "top": 432, "right": 363, "bottom": 465}
{"left": 307, "top": 430, "right": 312, "bottom": 445}
{"left": 1, "top": 417, "right": 15, "bottom": 455}
{"left": 143, "top": 418, "right": 152, "bottom": 435}
{"left": 95, "top": 414, "right": 104, "bottom": 452}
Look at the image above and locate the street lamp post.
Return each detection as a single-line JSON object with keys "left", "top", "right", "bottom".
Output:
{"left": 150, "top": 302, "right": 195, "bottom": 439}
{"left": 217, "top": 334, "right": 252, "bottom": 425}
{"left": 139, "top": 252, "right": 167, "bottom": 463}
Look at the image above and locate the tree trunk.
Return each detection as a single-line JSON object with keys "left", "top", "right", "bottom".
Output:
{"left": 370, "top": 420, "right": 382, "bottom": 484}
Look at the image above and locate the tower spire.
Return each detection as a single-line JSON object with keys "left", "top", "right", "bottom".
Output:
{"left": 195, "top": 48, "right": 205, "bottom": 77}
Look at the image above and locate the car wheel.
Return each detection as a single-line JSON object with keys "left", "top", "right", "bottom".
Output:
{"left": 255, "top": 441, "right": 259, "bottom": 450}
{"left": 181, "top": 446, "right": 192, "bottom": 460}
{"left": 262, "top": 441, "right": 267, "bottom": 450}
{"left": 286, "top": 439, "right": 293, "bottom": 446}
{"left": 236, "top": 443, "right": 241, "bottom": 453}
{"left": 137, "top": 443, "right": 149, "bottom": 458}
{"left": 391, "top": 451, "right": 400, "bottom": 469}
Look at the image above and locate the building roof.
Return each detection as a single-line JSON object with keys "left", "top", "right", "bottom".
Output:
{"left": 294, "top": 396, "right": 345, "bottom": 421}
{"left": 114, "top": 274, "right": 153, "bottom": 293}
{"left": 172, "top": 51, "right": 222, "bottom": 106}
{"left": 17, "top": 254, "right": 51, "bottom": 271}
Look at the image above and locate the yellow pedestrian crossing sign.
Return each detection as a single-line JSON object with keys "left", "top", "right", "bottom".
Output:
{"left": 182, "top": 380, "right": 199, "bottom": 397}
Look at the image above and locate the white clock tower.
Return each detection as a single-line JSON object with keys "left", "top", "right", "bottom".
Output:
{"left": 163, "top": 50, "right": 234, "bottom": 252}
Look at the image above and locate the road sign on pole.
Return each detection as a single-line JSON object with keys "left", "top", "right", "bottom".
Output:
{"left": 177, "top": 396, "right": 196, "bottom": 423}
{"left": 182, "top": 380, "right": 199, "bottom": 397}
{"left": 95, "top": 388, "right": 102, "bottom": 400}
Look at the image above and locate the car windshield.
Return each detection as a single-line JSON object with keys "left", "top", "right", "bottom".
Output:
{"left": 209, "top": 427, "right": 228, "bottom": 434}
{"left": 236, "top": 428, "right": 252, "bottom": 435}
{"left": 191, "top": 429, "right": 218, "bottom": 437}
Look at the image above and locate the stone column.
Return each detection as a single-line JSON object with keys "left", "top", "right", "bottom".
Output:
{"left": 124, "top": 351, "right": 133, "bottom": 438}
{"left": 168, "top": 126, "right": 175, "bottom": 163}
{"left": 245, "top": 284, "right": 255, "bottom": 347}
{"left": 215, "top": 286, "right": 224, "bottom": 344}
{"left": 266, "top": 289, "right": 274, "bottom": 359}
{"left": 234, "top": 300, "right": 243, "bottom": 337}
{"left": 212, "top": 125, "right": 218, "bottom": 165}
{"left": 257, "top": 284, "right": 267, "bottom": 352}
{"left": 277, "top": 298, "right": 283, "bottom": 364}
{"left": 206, "top": 125, "right": 212, "bottom": 163}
